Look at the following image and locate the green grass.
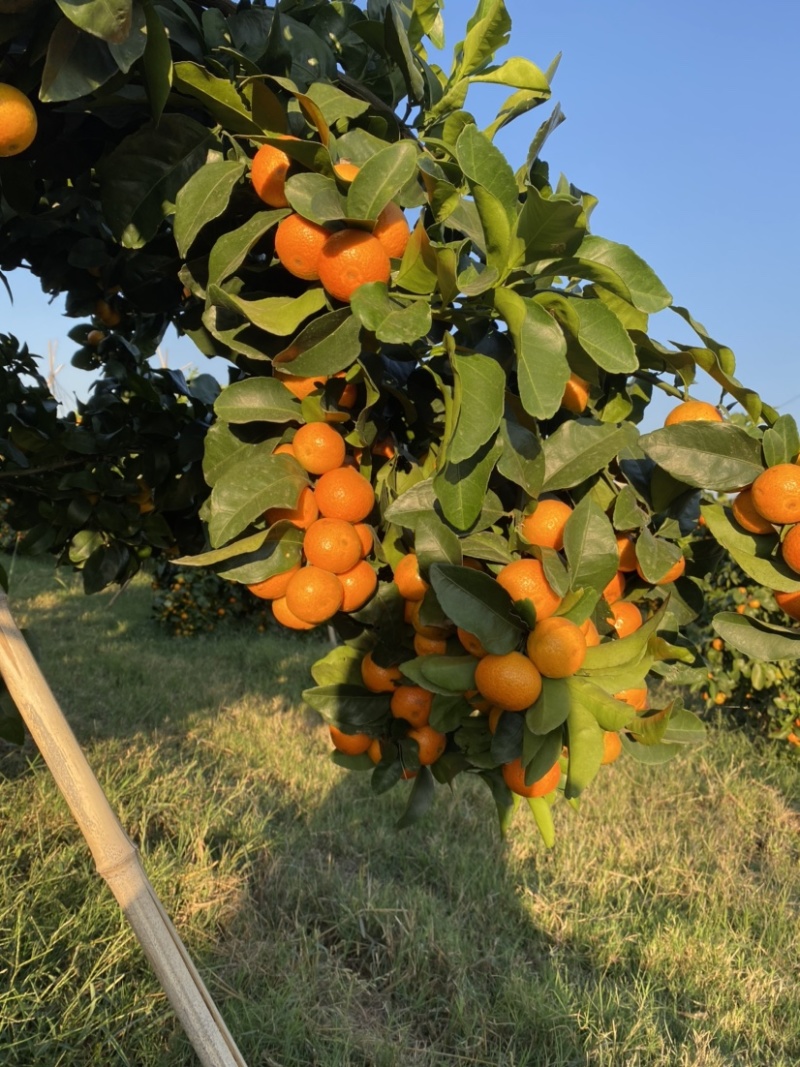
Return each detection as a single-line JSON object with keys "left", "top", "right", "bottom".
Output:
{"left": 1, "top": 556, "right": 800, "bottom": 1066}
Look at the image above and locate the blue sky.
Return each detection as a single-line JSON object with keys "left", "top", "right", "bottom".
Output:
{"left": 4, "top": 0, "right": 798, "bottom": 428}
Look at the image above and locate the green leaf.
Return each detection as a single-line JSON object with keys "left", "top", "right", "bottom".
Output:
{"left": 206, "top": 453, "right": 308, "bottom": 547}
{"left": 430, "top": 693, "right": 473, "bottom": 733}
{"left": 41, "top": 19, "right": 119, "bottom": 103}
{"left": 415, "top": 514, "right": 462, "bottom": 570}
{"left": 701, "top": 503, "right": 798, "bottom": 592}
{"left": 396, "top": 767, "right": 436, "bottom": 829}
{"left": 142, "top": 0, "right": 172, "bottom": 122}
{"left": 494, "top": 289, "right": 569, "bottom": 420}
{"left": 526, "top": 795, "right": 556, "bottom": 848}
{"left": 522, "top": 725, "right": 563, "bottom": 784}
{"left": 384, "top": 2, "right": 425, "bottom": 103}
{"left": 497, "top": 407, "right": 545, "bottom": 497}
{"left": 302, "top": 685, "right": 390, "bottom": 732}
{"left": 541, "top": 420, "right": 639, "bottom": 492}
{"left": 350, "top": 285, "right": 432, "bottom": 344}
{"left": 384, "top": 478, "right": 437, "bottom": 529}
{"left": 620, "top": 735, "right": 682, "bottom": 764}
{"left": 762, "top": 414, "right": 800, "bottom": 468}
{"left": 713, "top": 611, "right": 800, "bottom": 661}
{"left": 634, "top": 527, "right": 682, "bottom": 584}
{"left": 420, "top": 655, "right": 478, "bottom": 693}
{"left": 581, "top": 603, "right": 666, "bottom": 672}
{"left": 613, "top": 484, "right": 646, "bottom": 530}
{"left": 207, "top": 209, "right": 288, "bottom": 287}
{"left": 573, "top": 298, "right": 637, "bottom": 373}
{"left": 208, "top": 285, "right": 328, "bottom": 337}
{"left": 285, "top": 173, "right": 347, "bottom": 225}
{"left": 448, "top": 353, "right": 506, "bottom": 464}
{"left": 526, "top": 676, "right": 571, "bottom": 735}
{"left": 173, "top": 61, "right": 262, "bottom": 134}
{"left": 346, "top": 141, "right": 419, "bottom": 221}
{"left": 574, "top": 236, "right": 672, "bottom": 313}
{"left": 566, "top": 677, "right": 635, "bottom": 732}
{"left": 563, "top": 494, "right": 619, "bottom": 594}
{"left": 640, "top": 423, "right": 764, "bottom": 492}
{"left": 471, "top": 56, "right": 550, "bottom": 91}
{"left": 273, "top": 311, "right": 362, "bottom": 377}
{"left": 215, "top": 524, "right": 304, "bottom": 584}
{"left": 512, "top": 185, "right": 586, "bottom": 264}
{"left": 434, "top": 437, "right": 502, "bottom": 531}
{"left": 455, "top": 123, "right": 519, "bottom": 228}
{"left": 564, "top": 699, "right": 604, "bottom": 799}
{"left": 56, "top": 0, "right": 131, "bottom": 43}
{"left": 429, "top": 563, "right": 525, "bottom": 655}
{"left": 213, "top": 377, "right": 301, "bottom": 424}
{"left": 174, "top": 160, "right": 245, "bottom": 257}
{"left": 311, "top": 645, "right": 366, "bottom": 687}
{"left": 454, "top": 0, "right": 511, "bottom": 80}
{"left": 662, "top": 705, "right": 706, "bottom": 745}
{"left": 98, "top": 116, "right": 216, "bottom": 248}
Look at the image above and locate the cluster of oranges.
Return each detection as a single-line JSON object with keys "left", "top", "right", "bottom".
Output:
{"left": 251, "top": 141, "right": 410, "bottom": 304}
{"left": 246, "top": 422, "right": 378, "bottom": 628}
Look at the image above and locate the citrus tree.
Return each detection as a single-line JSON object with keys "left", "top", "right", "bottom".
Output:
{"left": 1, "top": 0, "right": 799, "bottom": 843}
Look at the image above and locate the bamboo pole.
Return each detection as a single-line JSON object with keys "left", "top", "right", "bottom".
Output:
{"left": 0, "top": 591, "right": 249, "bottom": 1067}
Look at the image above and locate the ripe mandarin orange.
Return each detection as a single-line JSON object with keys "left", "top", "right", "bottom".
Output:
{"left": 616, "top": 534, "right": 638, "bottom": 572}
{"left": 272, "top": 595, "right": 316, "bottom": 630}
{"left": 274, "top": 368, "right": 328, "bottom": 399}
{"left": 781, "top": 525, "right": 800, "bottom": 574}
{"left": 339, "top": 560, "right": 378, "bottom": 611}
{"left": 601, "top": 731, "right": 623, "bottom": 765}
{"left": 474, "top": 651, "right": 543, "bottom": 712}
{"left": 333, "top": 161, "right": 359, "bottom": 181}
{"left": 561, "top": 373, "right": 590, "bottom": 414}
{"left": 318, "top": 229, "right": 391, "bottom": 303}
{"left": 361, "top": 651, "right": 402, "bottom": 692}
{"left": 457, "top": 628, "right": 487, "bottom": 658}
{"left": 614, "top": 686, "right": 648, "bottom": 711}
{"left": 580, "top": 618, "right": 601, "bottom": 647}
{"left": 751, "top": 464, "right": 800, "bottom": 525}
{"left": 663, "top": 400, "right": 723, "bottom": 426}
{"left": 273, "top": 442, "right": 296, "bottom": 458}
{"left": 413, "top": 633, "right": 448, "bottom": 656}
{"left": 496, "top": 559, "right": 561, "bottom": 620}
{"left": 373, "top": 201, "right": 411, "bottom": 259}
{"left": 0, "top": 83, "right": 37, "bottom": 157}
{"left": 284, "top": 565, "right": 344, "bottom": 624}
{"left": 303, "top": 517, "right": 363, "bottom": 574}
{"left": 390, "top": 685, "right": 433, "bottom": 728}
{"left": 502, "top": 757, "right": 560, "bottom": 798}
{"left": 635, "top": 555, "right": 685, "bottom": 585}
{"left": 526, "top": 617, "right": 587, "bottom": 678}
{"left": 603, "top": 571, "right": 626, "bottom": 604}
{"left": 367, "top": 738, "right": 383, "bottom": 763}
{"left": 274, "top": 213, "right": 330, "bottom": 280}
{"left": 329, "top": 725, "right": 371, "bottom": 756}
{"left": 520, "top": 499, "right": 572, "bottom": 551}
{"left": 405, "top": 599, "right": 452, "bottom": 639}
{"left": 407, "top": 724, "right": 446, "bottom": 765}
{"left": 731, "top": 488, "right": 775, "bottom": 534}
{"left": 393, "top": 553, "right": 428, "bottom": 601}
{"left": 292, "top": 422, "right": 346, "bottom": 475}
{"left": 266, "top": 485, "right": 318, "bottom": 529}
{"left": 775, "top": 590, "right": 800, "bottom": 620}
{"left": 353, "top": 523, "right": 373, "bottom": 558}
{"left": 607, "top": 600, "right": 642, "bottom": 638}
{"left": 315, "top": 466, "right": 374, "bottom": 522}
{"left": 247, "top": 562, "right": 301, "bottom": 600}
{"left": 251, "top": 137, "right": 298, "bottom": 207}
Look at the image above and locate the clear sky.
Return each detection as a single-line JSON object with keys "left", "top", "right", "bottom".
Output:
{"left": 4, "top": 0, "right": 798, "bottom": 428}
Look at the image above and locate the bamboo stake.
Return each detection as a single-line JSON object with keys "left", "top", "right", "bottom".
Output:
{"left": 0, "top": 591, "right": 249, "bottom": 1067}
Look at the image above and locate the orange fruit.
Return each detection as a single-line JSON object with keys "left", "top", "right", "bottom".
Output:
{"left": 663, "top": 400, "right": 723, "bottom": 426}
{"left": 86, "top": 329, "right": 106, "bottom": 346}
{"left": 616, "top": 534, "right": 638, "bottom": 572}
{"left": 251, "top": 137, "right": 298, "bottom": 207}
{"left": 266, "top": 485, "right": 318, "bottom": 529}
{"left": 751, "top": 464, "right": 800, "bottom": 525}
{"left": 339, "top": 560, "right": 378, "bottom": 612}
{"left": 314, "top": 466, "right": 374, "bottom": 522}
{"left": 95, "top": 298, "right": 121, "bottom": 327}
{"left": 318, "top": 229, "right": 391, "bottom": 303}
{"left": 393, "top": 553, "right": 428, "bottom": 601}
{"left": 714, "top": 692, "right": 726, "bottom": 706}
{"left": 361, "top": 651, "right": 402, "bottom": 693}
{"left": 520, "top": 499, "right": 572, "bottom": 551}
{"left": 405, "top": 599, "right": 452, "bottom": 640}
{"left": 561, "top": 373, "right": 590, "bottom": 414}
{"left": 303, "top": 517, "right": 363, "bottom": 574}
{"left": 0, "top": 83, "right": 37, "bottom": 157}
{"left": 457, "top": 628, "right": 487, "bottom": 658}
{"left": 580, "top": 618, "right": 601, "bottom": 647}
{"left": 247, "top": 562, "right": 302, "bottom": 600}
{"left": 496, "top": 559, "right": 561, "bottom": 620}
{"left": 474, "top": 651, "right": 543, "bottom": 712}
{"left": 614, "top": 687, "right": 648, "bottom": 711}
{"left": 407, "top": 724, "right": 446, "bottom": 765}
{"left": 272, "top": 595, "right": 316, "bottom": 631}
{"left": 284, "top": 565, "right": 344, "bottom": 624}
{"left": 501, "top": 757, "right": 560, "bottom": 798}
{"left": 329, "top": 725, "right": 371, "bottom": 756}
{"left": 292, "top": 422, "right": 346, "bottom": 475}
{"left": 775, "top": 590, "right": 800, "bottom": 621}
{"left": 711, "top": 638, "right": 724, "bottom": 652}
{"left": 732, "top": 488, "right": 775, "bottom": 534}
{"left": 367, "top": 737, "right": 383, "bottom": 763}
{"left": 274, "top": 369, "right": 328, "bottom": 400}
{"left": 781, "top": 525, "right": 800, "bottom": 574}
{"left": 600, "top": 731, "right": 623, "bottom": 765}
{"left": 273, "top": 442, "right": 296, "bottom": 457}
{"left": 607, "top": 600, "right": 642, "bottom": 638}
{"left": 390, "top": 685, "right": 433, "bottom": 728}
{"left": 274, "top": 213, "right": 330, "bottom": 280}
{"left": 372, "top": 201, "right": 411, "bottom": 259}
{"left": 636, "top": 555, "right": 685, "bottom": 586}
{"left": 487, "top": 707, "right": 505, "bottom": 734}
{"left": 603, "top": 571, "right": 626, "bottom": 604}
{"left": 353, "top": 522, "right": 373, "bottom": 558}
{"left": 414, "top": 633, "right": 448, "bottom": 656}
{"left": 333, "top": 161, "right": 360, "bottom": 182}
{"left": 525, "top": 617, "right": 587, "bottom": 678}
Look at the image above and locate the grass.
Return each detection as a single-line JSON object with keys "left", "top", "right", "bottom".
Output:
{"left": 1, "top": 556, "right": 800, "bottom": 1066}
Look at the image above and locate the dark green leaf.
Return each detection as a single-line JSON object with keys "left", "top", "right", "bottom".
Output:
{"left": 41, "top": 19, "right": 119, "bottom": 103}
{"left": 448, "top": 353, "right": 506, "bottom": 464}
{"left": 384, "top": 478, "right": 437, "bottom": 529}
{"left": 575, "top": 236, "right": 672, "bottom": 313}
{"left": 285, "top": 173, "right": 347, "bottom": 225}
{"left": 526, "top": 676, "right": 571, "bottom": 735}
{"left": 350, "top": 285, "right": 432, "bottom": 344}
{"left": 701, "top": 504, "right": 796, "bottom": 592}
{"left": 142, "top": 0, "right": 172, "bottom": 121}
{"left": 512, "top": 184, "right": 586, "bottom": 264}
{"left": 762, "top": 414, "right": 800, "bottom": 468}
{"left": 542, "top": 420, "right": 639, "bottom": 492}
{"left": 208, "top": 285, "right": 328, "bottom": 337}
{"left": 434, "top": 436, "right": 502, "bottom": 531}
{"left": 563, "top": 494, "right": 618, "bottom": 594}
{"left": 56, "top": 0, "right": 131, "bottom": 43}
{"left": 207, "top": 209, "right": 288, "bottom": 287}
{"left": 174, "top": 160, "right": 245, "bottom": 257}
{"left": 494, "top": 289, "right": 569, "bottom": 420}
{"left": 173, "top": 61, "right": 261, "bottom": 134}
{"left": 415, "top": 514, "right": 462, "bottom": 570}
{"left": 430, "top": 693, "right": 473, "bottom": 733}
{"left": 213, "top": 377, "right": 301, "bottom": 424}
{"left": 346, "top": 141, "right": 419, "bottom": 221}
{"left": 497, "top": 408, "right": 545, "bottom": 497}
{"left": 639, "top": 423, "right": 764, "bottom": 492}
{"left": 302, "top": 685, "right": 390, "bottom": 731}
{"left": 396, "top": 767, "right": 436, "bottom": 828}
{"left": 634, "top": 527, "right": 682, "bottom": 584}
{"left": 206, "top": 453, "right": 308, "bottom": 547}
{"left": 273, "top": 311, "right": 362, "bottom": 377}
{"left": 429, "top": 562, "right": 525, "bottom": 655}
{"left": 573, "top": 298, "right": 637, "bottom": 373}
{"left": 713, "top": 611, "right": 800, "bottom": 661}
